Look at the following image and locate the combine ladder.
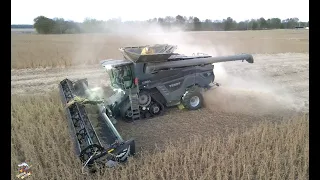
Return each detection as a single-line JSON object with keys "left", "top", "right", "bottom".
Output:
{"left": 128, "top": 88, "right": 140, "bottom": 121}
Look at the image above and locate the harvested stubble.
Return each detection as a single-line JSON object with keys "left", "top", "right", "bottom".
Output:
{"left": 11, "top": 92, "right": 309, "bottom": 180}
{"left": 11, "top": 30, "right": 309, "bottom": 69}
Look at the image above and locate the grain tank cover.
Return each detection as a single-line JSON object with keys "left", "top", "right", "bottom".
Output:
{"left": 119, "top": 44, "right": 178, "bottom": 63}
{"left": 100, "top": 59, "right": 133, "bottom": 69}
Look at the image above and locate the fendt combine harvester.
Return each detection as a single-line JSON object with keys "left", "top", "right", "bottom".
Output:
{"left": 59, "top": 44, "right": 254, "bottom": 171}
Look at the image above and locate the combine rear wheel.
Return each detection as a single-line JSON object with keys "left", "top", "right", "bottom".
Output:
{"left": 149, "top": 103, "right": 161, "bottom": 115}
{"left": 182, "top": 86, "right": 204, "bottom": 110}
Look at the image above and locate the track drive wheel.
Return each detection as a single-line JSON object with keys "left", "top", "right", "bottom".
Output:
{"left": 182, "top": 86, "right": 204, "bottom": 110}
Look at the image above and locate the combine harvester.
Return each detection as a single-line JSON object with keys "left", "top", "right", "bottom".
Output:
{"left": 59, "top": 44, "right": 254, "bottom": 171}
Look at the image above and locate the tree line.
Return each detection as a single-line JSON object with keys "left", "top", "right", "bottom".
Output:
{"left": 31, "top": 15, "right": 309, "bottom": 34}
{"left": 11, "top": 24, "right": 34, "bottom": 29}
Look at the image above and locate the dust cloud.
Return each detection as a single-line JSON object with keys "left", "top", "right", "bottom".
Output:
{"left": 128, "top": 23, "right": 303, "bottom": 115}
{"left": 69, "top": 22, "right": 304, "bottom": 115}
{"left": 203, "top": 61, "right": 306, "bottom": 115}
{"left": 203, "top": 76, "right": 299, "bottom": 116}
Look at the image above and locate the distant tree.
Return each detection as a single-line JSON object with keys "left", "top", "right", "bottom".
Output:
{"left": 237, "top": 21, "right": 248, "bottom": 30}
{"left": 82, "top": 18, "right": 106, "bottom": 33}
{"left": 147, "top": 18, "right": 158, "bottom": 24}
{"left": 65, "top": 21, "right": 81, "bottom": 34}
{"left": 193, "top": 17, "right": 201, "bottom": 31}
{"left": 175, "top": 15, "right": 186, "bottom": 28}
{"left": 281, "top": 18, "right": 300, "bottom": 29}
{"left": 202, "top": 19, "right": 213, "bottom": 31}
{"left": 258, "top": 17, "right": 268, "bottom": 29}
{"left": 268, "top": 18, "right": 281, "bottom": 29}
{"left": 188, "top": 16, "right": 194, "bottom": 23}
{"left": 33, "top": 16, "right": 81, "bottom": 34}
{"left": 157, "top": 18, "right": 165, "bottom": 25}
{"left": 52, "top": 18, "right": 68, "bottom": 34}
{"left": 223, "top": 17, "right": 236, "bottom": 31}
{"left": 212, "top": 20, "right": 224, "bottom": 31}
{"left": 175, "top": 15, "right": 185, "bottom": 24}
{"left": 33, "top": 16, "right": 56, "bottom": 34}
{"left": 251, "top": 19, "right": 259, "bottom": 30}
{"left": 164, "top": 16, "right": 175, "bottom": 25}
{"left": 161, "top": 16, "right": 174, "bottom": 29}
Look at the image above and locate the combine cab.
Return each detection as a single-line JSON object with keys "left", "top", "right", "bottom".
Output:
{"left": 59, "top": 44, "right": 254, "bottom": 171}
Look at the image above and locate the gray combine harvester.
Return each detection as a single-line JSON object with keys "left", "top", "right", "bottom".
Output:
{"left": 59, "top": 44, "right": 254, "bottom": 171}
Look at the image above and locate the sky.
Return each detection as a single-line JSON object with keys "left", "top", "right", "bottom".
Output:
{"left": 11, "top": 0, "right": 309, "bottom": 24}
